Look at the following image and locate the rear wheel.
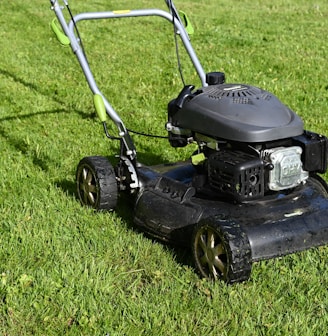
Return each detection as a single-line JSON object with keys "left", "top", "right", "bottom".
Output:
{"left": 192, "top": 218, "right": 252, "bottom": 284}
{"left": 76, "top": 156, "right": 118, "bottom": 211}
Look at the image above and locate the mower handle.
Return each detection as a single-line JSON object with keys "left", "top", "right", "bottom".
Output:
{"left": 68, "top": 9, "right": 206, "bottom": 85}
{"left": 50, "top": 0, "right": 207, "bottom": 160}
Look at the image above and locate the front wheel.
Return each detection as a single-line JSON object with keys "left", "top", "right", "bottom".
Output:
{"left": 192, "top": 218, "right": 252, "bottom": 284}
{"left": 76, "top": 156, "right": 118, "bottom": 211}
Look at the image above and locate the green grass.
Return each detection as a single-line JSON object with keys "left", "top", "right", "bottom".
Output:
{"left": 1, "top": 0, "right": 328, "bottom": 334}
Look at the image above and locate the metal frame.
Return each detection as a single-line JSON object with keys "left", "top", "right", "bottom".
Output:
{"left": 50, "top": 0, "right": 207, "bottom": 160}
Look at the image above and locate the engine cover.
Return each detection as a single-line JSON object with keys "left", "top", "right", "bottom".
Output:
{"left": 171, "top": 84, "right": 304, "bottom": 142}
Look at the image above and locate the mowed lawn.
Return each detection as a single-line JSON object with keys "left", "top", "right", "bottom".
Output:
{"left": 0, "top": 0, "right": 328, "bottom": 335}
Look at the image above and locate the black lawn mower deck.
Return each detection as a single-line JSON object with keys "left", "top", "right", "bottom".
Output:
{"left": 133, "top": 161, "right": 328, "bottom": 282}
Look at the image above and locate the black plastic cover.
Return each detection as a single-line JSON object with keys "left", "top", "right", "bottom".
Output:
{"left": 293, "top": 130, "right": 328, "bottom": 173}
{"left": 208, "top": 150, "right": 265, "bottom": 201}
{"left": 172, "top": 84, "right": 304, "bottom": 142}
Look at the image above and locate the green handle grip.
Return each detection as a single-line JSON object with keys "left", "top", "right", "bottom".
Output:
{"left": 179, "top": 11, "right": 194, "bottom": 35}
{"left": 51, "top": 18, "right": 70, "bottom": 45}
{"left": 93, "top": 94, "right": 107, "bottom": 122}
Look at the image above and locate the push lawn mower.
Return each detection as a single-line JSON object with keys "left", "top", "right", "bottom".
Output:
{"left": 49, "top": 0, "right": 328, "bottom": 283}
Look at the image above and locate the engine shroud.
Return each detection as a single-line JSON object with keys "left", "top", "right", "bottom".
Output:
{"left": 168, "top": 82, "right": 328, "bottom": 202}
{"left": 170, "top": 83, "right": 304, "bottom": 142}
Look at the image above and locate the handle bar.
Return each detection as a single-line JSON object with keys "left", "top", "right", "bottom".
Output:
{"left": 50, "top": 0, "right": 207, "bottom": 160}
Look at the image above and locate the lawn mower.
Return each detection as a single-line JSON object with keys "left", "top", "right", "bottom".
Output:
{"left": 49, "top": 0, "right": 328, "bottom": 283}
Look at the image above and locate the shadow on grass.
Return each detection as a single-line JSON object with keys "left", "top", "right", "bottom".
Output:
{"left": 0, "top": 68, "right": 93, "bottom": 121}
{"left": 0, "top": 67, "right": 99, "bottom": 174}
{"left": 0, "top": 124, "right": 54, "bottom": 172}
{"left": 55, "top": 177, "right": 194, "bottom": 270}
{"left": 55, "top": 179, "right": 76, "bottom": 197}
{"left": 1, "top": 67, "right": 194, "bottom": 270}
{"left": 134, "top": 150, "right": 169, "bottom": 166}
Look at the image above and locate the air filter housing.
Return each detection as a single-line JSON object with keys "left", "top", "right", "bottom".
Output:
{"left": 208, "top": 149, "right": 265, "bottom": 202}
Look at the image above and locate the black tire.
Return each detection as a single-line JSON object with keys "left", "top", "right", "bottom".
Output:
{"left": 76, "top": 156, "right": 118, "bottom": 211}
{"left": 192, "top": 217, "right": 252, "bottom": 284}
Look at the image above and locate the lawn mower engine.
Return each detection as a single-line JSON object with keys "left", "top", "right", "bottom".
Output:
{"left": 167, "top": 72, "right": 328, "bottom": 203}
